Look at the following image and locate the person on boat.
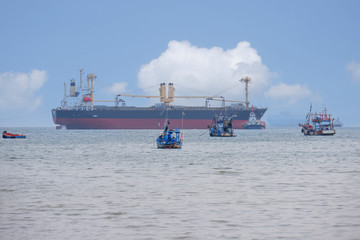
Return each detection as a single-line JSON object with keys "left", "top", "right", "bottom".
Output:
{"left": 171, "top": 133, "right": 177, "bottom": 143}
{"left": 167, "top": 133, "right": 172, "bottom": 142}
{"left": 164, "top": 120, "right": 170, "bottom": 132}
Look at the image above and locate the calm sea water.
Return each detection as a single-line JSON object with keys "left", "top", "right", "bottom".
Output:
{"left": 1, "top": 127, "right": 360, "bottom": 240}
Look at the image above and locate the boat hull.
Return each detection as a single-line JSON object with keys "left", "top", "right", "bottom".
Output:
{"left": 52, "top": 107, "right": 267, "bottom": 129}
{"left": 3, "top": 135, "right": 26, "bottom": 139}
{"left": 157, "top": 143, "right": 182, "bottom": 149}
{"left": 209, "top": 133, "right": 236, "bottom": 137}
{"left": 302, "top": 129, "right": 336, "bottom": 135}
{"left": 243, "top": 124, "right": 265, "bottom": 129}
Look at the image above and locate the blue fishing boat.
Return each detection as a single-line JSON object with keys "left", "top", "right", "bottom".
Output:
{"left": 156, "top": 120, "right": 183, "bottom": 149}
{"left": 2, "top": 130, "right": 26, "bottom": 139}
{"left": 208, "top": 113, "right": 236, "bottom": 137}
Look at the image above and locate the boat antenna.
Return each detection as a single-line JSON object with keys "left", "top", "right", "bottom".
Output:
{"left": 305, "top": 103, "right": 312, "bottom": 124}
{"left": 181, "top": 111, "right": 185, "bottom": 129}
{"left": 163, "top": 104, "right": 169, "bottom": 129}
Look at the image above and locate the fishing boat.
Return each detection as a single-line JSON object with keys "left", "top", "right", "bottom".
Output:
{"left": 208, "top": 113, "right": 236, "bottom": 137}
{"left": 242, "top": 107, "right": 265, "bottom": 129}
{"left": 299, "top": 105, "right": 336, "bottom": 136}
{"left": 156, "top": 120, "right": 183, "bottom": 149}
{"left": 2, "top": 131, "right": 26, "bottom": 139}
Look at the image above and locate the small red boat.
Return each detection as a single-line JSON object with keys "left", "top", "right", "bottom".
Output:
{"left": 2, "top": 131, "right": 26, "bottom": 139}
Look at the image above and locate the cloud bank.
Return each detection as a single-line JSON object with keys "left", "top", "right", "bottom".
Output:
{"left": 265, "top": 83, "right": 311, "bottom": 104}
{"left": 138, "top": 40, "right": 272, "bottom": 106}
{"left": 346, "top": 60, "right": 360, "bottom": 82}
{"left": 104, "top": 82, "right": 128, "bottom": 95}
{"left": 0, "top": 70, "right": 47, "bottom": 110}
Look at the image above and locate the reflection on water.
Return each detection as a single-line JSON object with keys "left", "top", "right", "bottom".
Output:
{"left": 1, "top": 127, "right": 360, "bottom": 239}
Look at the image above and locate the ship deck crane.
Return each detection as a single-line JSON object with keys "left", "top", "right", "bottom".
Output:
{"left": 204, "top": 97, "right": 244, "bottom": 108}
{"left": 166, "top": 83, "right": 244, "bottom": 107}
{"left": 68, "top": 69, "right": 251, "bottom": 109}
{"left": 240, "top": 76, "right": 251, "bottom": 109}
{"left": 92, "top": 82, "right": 247, "bottom": 108}
{"left": 173, "top": 95, "right": 222, "bottom": 107}
{"left": 94, "top": 95, "right": 126, "bottom": 107}
{"left": 117, "top": 94, "right": 159, "bottom": 98}
{"left": 115, "top": 83, "right": 246, "bottom": 107}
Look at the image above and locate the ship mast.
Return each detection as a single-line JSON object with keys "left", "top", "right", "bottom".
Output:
{"left": 87, "top": 73, "right": 97, "bottom": 110}
{"left": 79, "top": 68, "right": 84, "bottom": 89}
{"left": 240, "top": 76, "right": 251, "bottom": 109}
{"left": 62, "top": 81, "right": 67, "bottom": 108}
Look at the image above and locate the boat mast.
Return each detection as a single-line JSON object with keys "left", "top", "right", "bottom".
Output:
{"left": 306, "top": 103, "right": 312, "bottom": 124}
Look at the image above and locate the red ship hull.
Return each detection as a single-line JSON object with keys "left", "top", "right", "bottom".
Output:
{"left": 54, "top": 117, "right": 265, "bottom": 129}
{"left": 52, "top": 106, "right": 267, "bottom": 129}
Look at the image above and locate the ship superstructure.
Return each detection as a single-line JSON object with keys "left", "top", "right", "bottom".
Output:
{"left": 52, "top": 70, "right": 267, "bottom": 129}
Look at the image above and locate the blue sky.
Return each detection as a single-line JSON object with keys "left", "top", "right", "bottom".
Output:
{"left": 1, "top": 0, "right": 359, "bottom": 127}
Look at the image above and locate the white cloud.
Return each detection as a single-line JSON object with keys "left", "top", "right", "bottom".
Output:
{"left": 104, "top": 82, "right": 128, "bottom": 95}
{"left": 0, "top": 70, "right": 47, "bottom": 110}
{"left": 137, "top": 40, "right": 273, "bottom": 106}
{"left": 346, "top": 60, "right": 360, "bottom": 82}
{"left": 264, "top": 83, "right": 311, "bottom": 104}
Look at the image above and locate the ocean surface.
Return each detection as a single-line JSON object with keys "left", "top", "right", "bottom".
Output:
{"left": 1, "top": 127, "right": 360, "bottom": 240}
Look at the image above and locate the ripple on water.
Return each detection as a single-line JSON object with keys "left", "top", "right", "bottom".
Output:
{"left": 1, "top": 128, "right": 360, "bottom": 240}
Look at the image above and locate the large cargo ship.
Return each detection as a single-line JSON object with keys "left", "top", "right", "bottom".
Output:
{"left": 52, "top": 70, "right": 267, "bottom": 129}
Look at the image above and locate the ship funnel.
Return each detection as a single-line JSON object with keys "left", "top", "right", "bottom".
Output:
{"left": 70, "top": 79, "right": 76, "bottom": 97}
